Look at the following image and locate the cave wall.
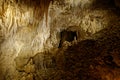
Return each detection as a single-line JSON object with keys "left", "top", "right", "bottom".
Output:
{"left": 0, "top": 0, "right": 120, "bottom": 80}
{"left": 0, "top": 0, "right": 53, "bottom": 79}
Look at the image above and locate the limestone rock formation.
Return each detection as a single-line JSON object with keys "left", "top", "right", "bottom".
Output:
{"left": 0, "top": 0, "right": 120, "bottom": 80}
{"left": 56, "top": 26, "right": 120, "bottom": 80}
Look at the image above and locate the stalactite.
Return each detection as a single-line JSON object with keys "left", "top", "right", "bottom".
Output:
{"left": 15, "top": 0, "right": 54, "bottom": 25}
{"left": 0, "top": 0, "right": 120, "bottom": 80}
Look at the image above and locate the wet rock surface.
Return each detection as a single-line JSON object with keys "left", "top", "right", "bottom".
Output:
{"left": 0, "top": 0, "right": 120, "bottom": 80}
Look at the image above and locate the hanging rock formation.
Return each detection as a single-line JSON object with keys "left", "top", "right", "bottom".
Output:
{"left": 0, "top": 0, "right": 120, "bottom": 80}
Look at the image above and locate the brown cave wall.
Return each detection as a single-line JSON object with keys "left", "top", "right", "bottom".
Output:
{"left": 0, "top": 0, "right": 120, "bottom": 80}
{"left": 55, "top": 26, "right": 120, "bottom": 80}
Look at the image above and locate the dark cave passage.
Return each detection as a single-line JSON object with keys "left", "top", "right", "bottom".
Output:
{"left": 58, "top": 30, "right": 77, "bottom": 48}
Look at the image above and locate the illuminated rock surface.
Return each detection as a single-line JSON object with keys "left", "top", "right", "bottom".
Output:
{"left": 0, "top": 0, "right": 120, "bottom": 80}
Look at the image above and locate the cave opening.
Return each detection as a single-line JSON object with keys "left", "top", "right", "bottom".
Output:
{"left": 58, "top": 30, "right": 77, "bottom": 48}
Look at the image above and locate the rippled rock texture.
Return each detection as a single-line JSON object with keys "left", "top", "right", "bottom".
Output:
{"left": 55, "top": 26, "right": 120, "bottom": 80}
{"left": 0, "top": 0, "right": 120, "bottom": 80}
